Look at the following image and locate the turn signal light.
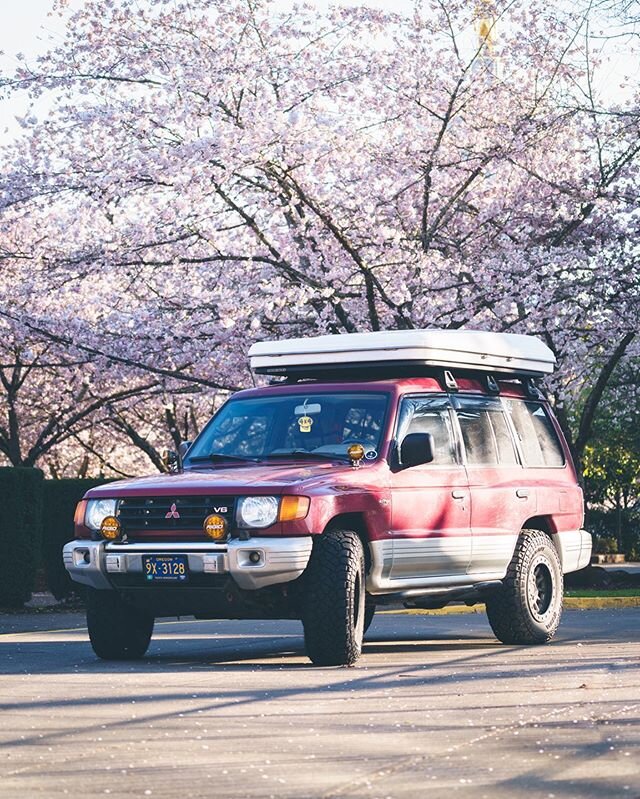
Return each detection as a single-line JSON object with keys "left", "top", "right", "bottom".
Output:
{"left": 74, "top": 500, "right": 87, "bottom": 526}
{"left": 279, "top": 495, "right": 310, "bottom": 522}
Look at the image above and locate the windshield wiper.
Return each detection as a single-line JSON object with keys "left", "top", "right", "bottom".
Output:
{"left": 188, "top": 453, "right": 262, "bottom": 463}
{"left": 263, "top": 450, "right": 348, "bottom": 461}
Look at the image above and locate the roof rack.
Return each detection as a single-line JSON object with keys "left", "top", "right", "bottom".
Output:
{"left": 249, "top": 329, "right": 555, "bottom": 379}
{"left": 267, "top": 365, "right": 545, "bottom": 398}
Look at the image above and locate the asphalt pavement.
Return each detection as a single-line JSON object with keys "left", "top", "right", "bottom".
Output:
{"left": 1, "top": 609, "right": 639, "bottom": 799}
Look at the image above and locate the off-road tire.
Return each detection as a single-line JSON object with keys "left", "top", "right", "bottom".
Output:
{"left": 86, "top": 589, "right": 154, "bottom": 660}
{"left": 363, "top": 600, "right": 376, "bottom": 635}
{"left": 302, "top": 530, "right": 365, "bottom": 666}
{"left": 486, "top": 529, "right": 563, "bottom": 645}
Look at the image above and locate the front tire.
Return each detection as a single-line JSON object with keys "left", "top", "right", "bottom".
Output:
{"left": 486, "top": 529, "right": 563, "bottom": 645}
{"left": 363, "top": 599, "right": 376, "bottom": 635}
{"left": 302, "top": 530, "right": 365, "bottom": 666}
{"left": 86, "top": 589, "right": 154, "bottom": 660}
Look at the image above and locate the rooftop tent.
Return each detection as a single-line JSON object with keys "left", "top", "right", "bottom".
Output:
{"left": 248, "top": 329, "right": 556, "bottom": 378}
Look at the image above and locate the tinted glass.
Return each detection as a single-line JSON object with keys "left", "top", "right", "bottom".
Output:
{"left": 186, "top": 393, "right": 388, "bottom": 461}
{"left": 397, "top": 396, "right": 457, "bottom": 465}
{"left": 454, "top": 396, "right": 518, "bottom": 466}
{"left": 504, "top": 399, "right": 565, "bottom": 467}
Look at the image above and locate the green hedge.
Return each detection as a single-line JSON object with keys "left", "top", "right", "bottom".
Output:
{"left": 0, "top": 472, "right": 115, "bottom": 607}
{"left": 586, "top": 507, "right": 640, "bottom": 560}
{"left": 42, "top": 478, "right": 113, "bottom": 600}
{"left": 0, "top": 467, "right": 44, "bottom": 606}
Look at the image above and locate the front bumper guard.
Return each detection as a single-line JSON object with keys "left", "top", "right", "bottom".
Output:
{"left": 63, "top": 537, "right": 314, "bottom": 592}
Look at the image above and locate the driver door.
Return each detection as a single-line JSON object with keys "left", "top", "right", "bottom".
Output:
{"left": 389, "top": 395, "right": 471, "bottom": 580}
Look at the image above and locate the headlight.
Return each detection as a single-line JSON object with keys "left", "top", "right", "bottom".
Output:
{"left": 85, "top": 499, "right": 118, "bottom": 531}
{"left": 237, "top": 496, "right": 279, "bottom": 529}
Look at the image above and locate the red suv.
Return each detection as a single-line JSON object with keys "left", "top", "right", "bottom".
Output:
{"left": 64, "top": 330, "right": 591, "bottom": 666}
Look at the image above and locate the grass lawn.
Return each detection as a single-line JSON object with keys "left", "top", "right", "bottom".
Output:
{"left": 565, "top": 589, "right": 640, "bottom": 598}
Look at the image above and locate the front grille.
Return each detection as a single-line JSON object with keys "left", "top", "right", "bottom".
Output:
{"left": 117, "top": 496, "right": 235, "bottom": 539}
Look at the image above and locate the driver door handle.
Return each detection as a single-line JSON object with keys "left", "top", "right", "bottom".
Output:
{"left": 516, "top": 489, "right": 529, "bottom": 499}
{"left": 451, "top": 490, "right": 466, "bottom": 499}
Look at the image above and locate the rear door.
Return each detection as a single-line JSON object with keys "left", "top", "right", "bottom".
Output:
{"left": 389, "top": 395, "right": 471, "bottom": 580}
{"left": 503, "top": 398, "right": 582, "bottom": 533}
{"left": 452, "top": 395, "right": 533, "bottom": 577}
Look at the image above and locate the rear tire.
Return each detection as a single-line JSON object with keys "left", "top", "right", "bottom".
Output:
{"left": 486, "top": 529, "right": 563, "bottom": 645}
{"left": 86, "top": 589, "right": 154, "bottom": 660}
{"left": 302, "top": 530, "right": 365, "bottom": 666}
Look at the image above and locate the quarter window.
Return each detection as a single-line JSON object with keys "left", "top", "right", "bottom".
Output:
{"left": 503, "top": 400, "right": 565, "bottom": 467}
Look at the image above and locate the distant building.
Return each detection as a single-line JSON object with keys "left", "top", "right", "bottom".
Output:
{"left": 474, "top": 1, "right": 501, "bottom": 78}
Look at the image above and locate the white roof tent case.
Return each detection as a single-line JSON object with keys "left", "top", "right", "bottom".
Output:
{"left": 248, "top": 329, "right": 556, "bottom": 378}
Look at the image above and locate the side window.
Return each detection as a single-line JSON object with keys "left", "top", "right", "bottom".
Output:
{"left": 491, "top": 409, "right": 520, "bottom": 465}
{"left": 504, "top": 400, "right": 565, "bottom": 467}
{"left": 397, "top": 396, "right": 457, "bottom": 465}
{"left": 454, "top": 396, "right": 518, "bottom": 467}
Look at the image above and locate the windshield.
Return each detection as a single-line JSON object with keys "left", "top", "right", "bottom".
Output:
{"left": 185, "top": 392, "right": 389, "bottom": 463}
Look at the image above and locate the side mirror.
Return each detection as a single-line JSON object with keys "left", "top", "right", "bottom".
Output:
{"left": 178, "top": 440, "right": 192, "bottom": 460}
{"left": 161, "top": 449, "right": 179, "bottom": 472}
{"left": 400, "top": 432, "right": 435, "bottom": 468}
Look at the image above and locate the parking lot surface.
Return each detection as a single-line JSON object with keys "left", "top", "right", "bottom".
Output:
{"left": 1, "top": 609, "right": 639, "bottom": 799}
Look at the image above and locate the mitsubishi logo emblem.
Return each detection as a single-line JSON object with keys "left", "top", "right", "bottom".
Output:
{"left": 165, "top": 503, "right": 180, "bottom": 519}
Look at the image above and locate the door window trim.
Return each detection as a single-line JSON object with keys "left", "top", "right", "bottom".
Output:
{"left": 393, "top": 393, "right": 463, "bottom": 468}
{"left": 395, "top": 391, "right": 568, "bottom": 470}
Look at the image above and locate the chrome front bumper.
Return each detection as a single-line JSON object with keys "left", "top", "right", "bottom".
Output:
{"left": 63, "top": 537, "right": 314, "bottom": 592}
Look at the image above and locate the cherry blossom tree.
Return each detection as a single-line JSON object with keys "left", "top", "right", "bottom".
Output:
{"left": 1, "top": 0, "right": 639, "bottom": 475}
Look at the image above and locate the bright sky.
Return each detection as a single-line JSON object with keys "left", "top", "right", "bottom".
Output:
{"left": 0, "top": 0, "right": 67, "bottom": 140}
{"left": 1, "top": 0, "right": 639, "bottom": 145}
{"left": 0, "top": 0, "right": 416, "bottom": 144}
{"left": 0, "top": 0, "right": 71, "bottom": 71}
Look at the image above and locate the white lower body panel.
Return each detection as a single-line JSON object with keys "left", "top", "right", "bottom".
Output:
{"left": 555, "top": 529, "right": 592, "bottom": 573}
{"left": 367, "top": 539, "right": 504, "bottom": 593}
{"left": 367, "top": 528, "right": 593, "bottom": 594}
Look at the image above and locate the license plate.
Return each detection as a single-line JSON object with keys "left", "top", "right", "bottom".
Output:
{"left": 142, "top": 555, "right": 189, "bottom": 582}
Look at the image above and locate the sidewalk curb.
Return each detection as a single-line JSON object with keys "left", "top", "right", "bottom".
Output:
{"left": 564, "top": 596, "right": 640, "bottom": 609}
{"left": 381, "top": 596, "right": 640, "bottom": 616}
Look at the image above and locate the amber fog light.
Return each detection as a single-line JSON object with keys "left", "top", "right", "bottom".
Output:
{"left": 204, "top": 514, "right": 228, "bottom": 540}
{"left": 279, "top": 495, "right": 310, "bottom": 522}
{"left": 100, "top": 515, "right": 121, "bottom": 541}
